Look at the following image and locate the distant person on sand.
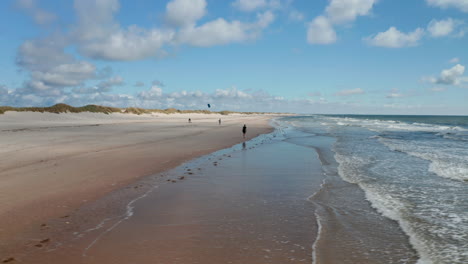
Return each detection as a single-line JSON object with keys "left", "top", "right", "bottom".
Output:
{"left": 242, "top": 124, "right": 247, "bottom": 138}
{"left": 188, "top": 118, "right": 191, "bottom": 123}
{"left": 219, "top": 119, "right": 221, "bottom": 125}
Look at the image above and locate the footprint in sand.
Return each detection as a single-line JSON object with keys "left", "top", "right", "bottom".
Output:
{"left": 2, "top": 257, "right": 15, "bottom": 263}
{"left": 178, "top": 176, "right": 185, "bottom": 180}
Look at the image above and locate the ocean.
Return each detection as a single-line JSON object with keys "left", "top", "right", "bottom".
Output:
{"left": 282, "top": 115, "right": 468, "bottom": 264}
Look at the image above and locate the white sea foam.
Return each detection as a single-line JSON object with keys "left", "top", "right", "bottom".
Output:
{"left": 379, "top": 138, "right": 468, "bottom": 182}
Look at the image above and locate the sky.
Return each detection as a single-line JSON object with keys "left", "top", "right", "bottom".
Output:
{"left": 1, "top": 0, "right": 468, "bottom": 115}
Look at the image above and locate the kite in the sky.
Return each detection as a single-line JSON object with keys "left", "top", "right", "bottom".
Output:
{"left": 207, "top": 104, "right": 211, "bottom": 108}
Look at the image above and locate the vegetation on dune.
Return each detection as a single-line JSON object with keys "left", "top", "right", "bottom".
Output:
{"left": 0, "top": 103, "right": 274, "bottom": 115}
{"left": 0, "top": 104, "right": 120, "bottom": 115}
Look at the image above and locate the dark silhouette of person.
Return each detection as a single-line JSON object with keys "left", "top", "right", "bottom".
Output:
{"left": 242, "top": 124, "right": 247, "bottom": 138}
{"left": 219, "top": 118, "right": 221, "bottom": 125}
{"left": 188, "top": 118, "right": 191, "bottom": 123}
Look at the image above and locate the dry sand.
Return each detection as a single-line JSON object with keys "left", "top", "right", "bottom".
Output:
{"left": 0, "top": 111, "right": 274, "bottom": 253}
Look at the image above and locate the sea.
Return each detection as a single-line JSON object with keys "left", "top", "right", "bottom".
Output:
{"left": 281, "top": 115, "right": 468, "bottom": 264}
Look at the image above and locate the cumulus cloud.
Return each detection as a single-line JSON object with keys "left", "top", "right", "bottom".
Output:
{"left": 74, "top": 0, "right": 175, "bottom": 61}
{"left": 177, "top": 11, "right": 275, "bottom": 46}
{"left": 15, "top": 34, "right": 100, "bottom": 97}
{"left": 165, "top": 0, "right": 207, "bottom": 26}
{"left": 334, "top": 88, "right": 365, "bottom": 96}
{"left": 30, "top": 62, "right": 96, "bottom": 87}
{"left": 365, "top": 27, "right": 424, "bottom": 48}
{"left": 232, "top": 0, "right": 280, "bottom": 12}
{"left": 307, "top": 0, "right": 377, "bottom": 45}
{"left": 79, "top": 27, "right": 175, "bottom": 61}
{"left": 325, "top": 0, "right": 376, "bottom": 24}
{"left": 427, "top": 18, "right": 463, "bottom": 37}
{"left": 137, "top": 85, "right": 164, "bottom": 100}
{"left": 431, "top": 64, "right": 466, "bottom": 85}
{"left": 72, "top": 0, "right": 274, "bottom": 60}
{"left": 307, "top": 16, "right": 337, "bottom": 44}
{"left": 16, "top": 0, "right": 56, "bottom": 25}
{"left": 426, "top": 0, "right": 468, "bottom": 12}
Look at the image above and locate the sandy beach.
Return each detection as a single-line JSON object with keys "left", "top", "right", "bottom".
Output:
{"left": 0, "top": 111, "right": 273, "bottom": 261}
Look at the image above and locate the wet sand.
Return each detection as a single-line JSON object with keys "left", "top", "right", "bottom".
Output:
{"left": 11, "top": 129, "right": 325, "bottom": 263}
{"left": 0, "top": 112, "right": 274, "bottom": 261}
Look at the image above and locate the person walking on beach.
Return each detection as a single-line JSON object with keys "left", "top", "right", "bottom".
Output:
{"left": 188, "top": 118, "right": 191, "bottom": 123}
{"left": 219, "top": 118, "right": 221, "bottom": 125}
{"left": 242, "top": 124, "right": 247, "bottom": 139}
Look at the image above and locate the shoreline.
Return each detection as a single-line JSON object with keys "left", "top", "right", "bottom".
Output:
{"left": 0, "top": 112, "right": 275, "bottom": 258}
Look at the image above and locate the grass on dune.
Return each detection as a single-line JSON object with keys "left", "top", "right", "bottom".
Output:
{"left": 0, "top": 104, "right": 270, "bottom": 115}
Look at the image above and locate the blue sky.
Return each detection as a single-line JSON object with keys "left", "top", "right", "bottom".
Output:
{"left": 1, "top": 0, "right": 468, "bottom": 114}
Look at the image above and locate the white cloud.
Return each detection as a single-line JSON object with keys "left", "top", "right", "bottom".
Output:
{"left": 365, "top": 27, "right": 424, "bottom": 48}
{"left": 16, "top": 35, "right": 100, "bottom": 97}
{"left": 215, "top": 87, "right": 252, "bottom": 98}
{"left": 16, "top": 0, "right": 56, "bottom": 25}
{"left": 79, "top": 26, "right": 175, "bottom": 61}
{"left": 386, "top": 93, "right": 404, "bottom": 98}
{"left": 31, "top": 62, "right": 96, "bottom": 87}
{"left": 307, "top": 0, "right": 377, "bottom": 45}
{"left": 165, "top": 0, "right": 207, "bottom": 26}
{"left": 427, "top": 18, "right": 462, "bottom": 37}
{"left": 232, "top": 0, "right": 280, "bottom": 12}
{"left": 307, "top": 16, "right": 337, "bottom": 44}
{"left": 177, "top": 11, "right": 274, "bottom": 47}
{"left": 17, "top": 36, "right": 72, "bottom": 72}
{"left": 74, "top": 0, "right": 175, "bottom": 61}
{"left": 73, "top": 0, "right": 274, "bottom": 60}
{"left": 334, "top": 88, "right": 365, "bottom": 96}
{"left": 426, "top": 0, "right": 468, "bottom": 12}
{"left": 434, "top": 64, "right": 465, "bottom": 85}
{"left": 138, "top": 85, "right": 164, "bottom": 100}
{"left": 96, "top": 76, "right": 124, "bottom": 91}
{"left": 325, "top": 0, "right": 377, "bottom": 24}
